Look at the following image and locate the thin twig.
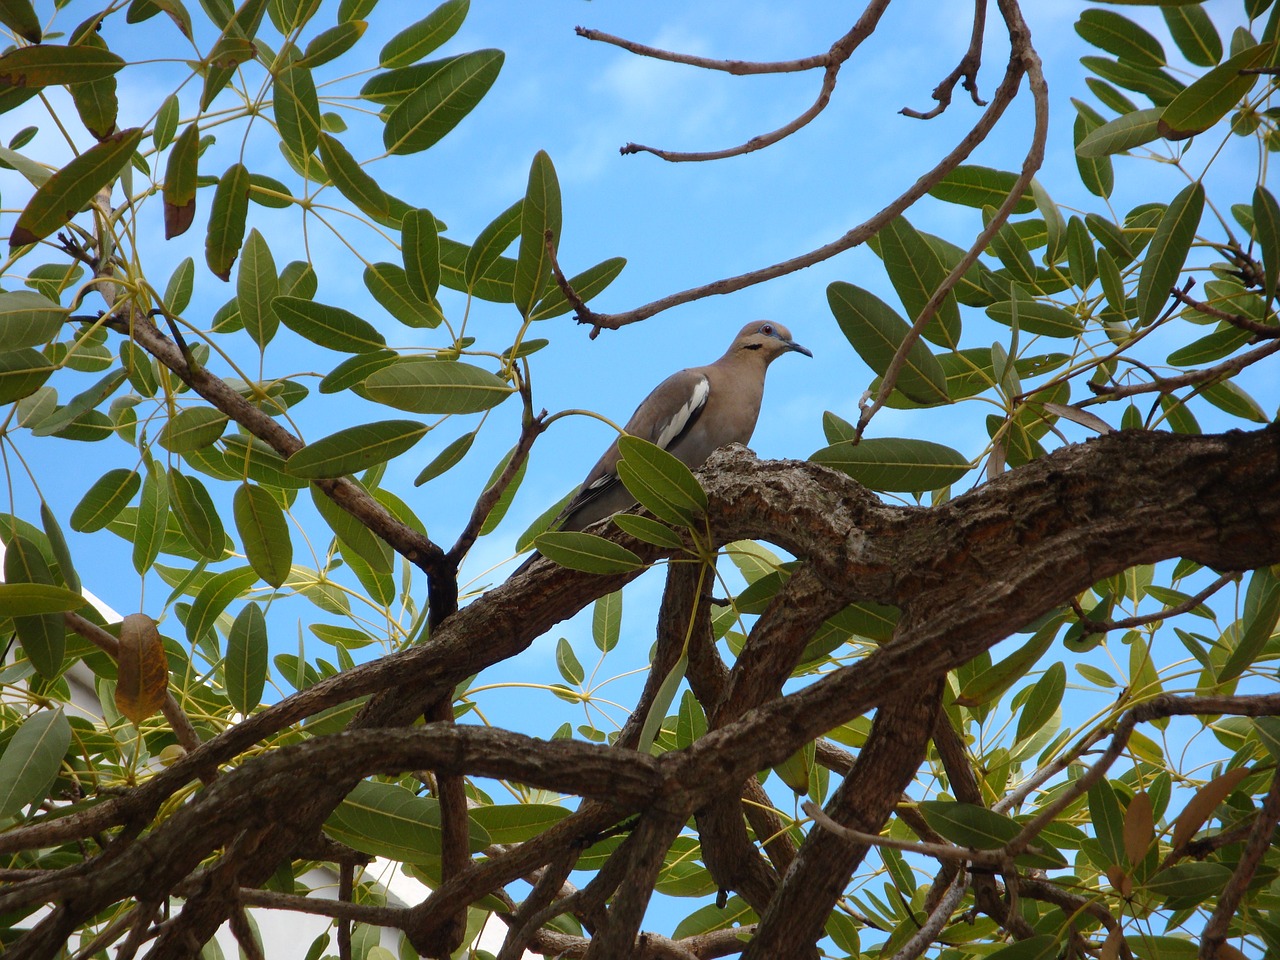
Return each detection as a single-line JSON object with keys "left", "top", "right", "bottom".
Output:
{"left": 575, "top": 26, "right": 829, "bottom": 74}
{"left": 590, "top": 2, "right": 892, "bottom": 163}
{"left": 857, "top": 0, "right": 1047, "bottom": 439}
{"left": 1085, "top": 338, "right": 1280, "bottom": 402}
{"left": 902, "top": 0, "right": 989, "bottom": 119}
{"left": 803, "top": 801, "right": 1005, "bottom": 867}
{"left": 1199, "top": 767, "right": 1280, "bottom": 960}
{"left": 1170, "top": 287, "right": 1279, "bottom": 337}
{"left": 1069, "top": 572, "right": 1236, "bottom": 637}
{"left": 574, "top": 2, "right": 1029, "bottom": 333}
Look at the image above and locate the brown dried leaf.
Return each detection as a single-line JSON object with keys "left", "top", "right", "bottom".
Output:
{"left": 114, "top": 613, "right": 168, "bottom": 724}
{"left": 1123, "top": 790, "right": 1154, "bottom": 867}
{"left": 1170, "top": 767, "right": 1250, "bottom": 852}
{"left": 1100, "top": 927, "right": 1125, "bottom": 960}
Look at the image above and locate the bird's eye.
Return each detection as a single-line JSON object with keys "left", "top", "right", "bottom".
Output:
{"left": 760, "top": 323, "right": 774, "bottom": 336}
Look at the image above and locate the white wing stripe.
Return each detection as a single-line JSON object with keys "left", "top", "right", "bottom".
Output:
{"left": 654, "top": 376, "right": 709, "bottom": 450}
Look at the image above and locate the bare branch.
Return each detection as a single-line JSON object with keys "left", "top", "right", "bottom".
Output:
{"left": 1170, "top": 286, "right": 1280, "bottom": 337}
{"left": 1086, "top": 338, "right": 1280, "bottom": 402}
{"left": 1199, "top": 766, "right": 1280, "bottom": 960}
{"left": 586, "top": 2, "right": 891, "bottom": 163}
{"left": 901, "top": 0, "right": 988, "bottom": 119}
{"left": 575, "top": 7, "right": 1031, "bottom": 333}
{"left": 857, "top": 0, "right": 1047, "bottom": 438}
{"left": 1069, "top": 571, "right": 1236, "bottom": 636}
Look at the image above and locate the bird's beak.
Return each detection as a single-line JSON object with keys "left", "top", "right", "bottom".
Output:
{"left": 786, "top": 339, "right": 812, "bottom": 358}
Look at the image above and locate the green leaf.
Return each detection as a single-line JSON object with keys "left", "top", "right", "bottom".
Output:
{"left": 1158, "top": 42, "right": 1273, "bottom": 140}
{"left": 222, "top": 435, "right": 308, "bottom": 489}
{"left": 469, "top": 803, "right": 569, "bottom": 846}
{"left": 158, "top": 407, "right": 229, "bottom": 453}
{"left": 827, "top": 281, "right": 949, "bottom": 405}
{"left": 4, "top": 536, "right": 65, "bottom": 678}
{"left": 810, "top": 437, "right": 969, "bottom": 493}
{"left": 1075, "top": 107, "right": 1163, "bottom": 157}
{"left": 916, "top": 801, "right": 1019, "bottom": 849}
{"left": 533, "top": 531, "right": 644, "bottom": 574}
{"left": 326, "top": 779, "right": 487, "bottom": 862}
{"left": 401, "top": 208, "right": 440, "bottom": 302}
{"left": 513, "top": 150, "right": 562, "bottom": 318}
{"left": 132, "top": 463, "right": 168, "bottom": 574}
{"left": 319, "top": 132, "right": 399, "bottom": 226}
{"left": 238, "top": 228, "right": 280, "bottom": 349}
{"left": 163, "top": 121, "right": 199, "bottom": 239}
{"left": 41, "top": 501, "right": 79, "bottom": 594}
{"left": 9, "top": 128, "right": 142, "bottom": 248}
{"left": 0, "top": 0, "right": 41, "bottom": 42}
{"left": 234, "top": 483, "right": 292, "bottom": 587}
{"left": 274, "top": 296, "right": 387, "bottom": 353}
{"left": 0, "top": 709, "right": 71, "bottom": 820}
{"left": 311, "top": 484, "right": 391, "bottom": 573}
{"left": 0, "top": 582, "right": 85, "bottom": 616}
{"left": 1072, "top": 99, "right": 1114, "bottom": 199}
{"left": 927, "top": 165, "right": 1035, "bottom": 213}
{"left": 287, "top": 420, "right": 428, "bottom": 478}
{"left": 1075, "top": 10, "right": 1165, "bottom": 67}
{"left": 1136, "top": 181, "right": 1204, "bottom": 326}
{"left": 164, "top": 256, "right": 195, "bottom": 315}
{"left": 1200, "top": 380, "right": 1268, "bottom": 423}
{"left": 876, "top": 216, "right": 961, "bottom": 348}
{"left": 186, "top": 566, "right": 258, "bottom": 645}
{"left": 0, "top": 290, "right": 68, "bottom": 349}
{"left": 555, "top": 637, "right": 584, "bottom": 685}
{"left": 168, "top": 470, "right": 225, "bottom": 561}
{"left": 1088, "top": 780, "right": 1126, "bottom": 867}
{"left": 957, "top": 615, "right": 1063, "bottom": 707}
{"left": 615, "top": 435, "right": 708, "bottom": 528}
{"left": 319, "top": 350, "right": 398, "bottom": 394}
{"left": 1081, "top": 56, "right": 1184, "bottom": 106}
{"left": 365, "top": 262, "right": 441, "bottom": 328}
{"left": 1255, "top": 716, "right": 1280, "bottom": 761}
{"left": 530, "top": 256, "right": 626, "bottom": 320}
{"left": 985, "top": 936, "right": 1059, "bottom": 960}
{"left": 611, "top": 514, "right": 683, "bottom": 550}
{"left": 413, "top": 429, "right": 476, "bottom": 485}
{"left": 71, "top": 468, "right": 140, "bottom": 532}
{"left": 361, "top": 358, "right": 512, "bottom": 413}
{"left": 1219, "top": 566, "right": 1280, "bottom": 683}
{"left": 1253, "top": 185, "right": 1280, "bottom": 306}
{"left": 1015, "top": 661, "right": 1066, "bottom": 743}
{"left": 205, "top": 162, "right": 251, "bottom": 280}
{"left": 477, "top": 446, "right": 527, "bottom": 536}
{"left": 1162, "top": 5, "right": 1223, "bottom": 67}
{"left": 986, "top": 292, "right": 1084, "bottom": 339}
{"left": 383, "top": 48, "right": 504, "bottom": 155}
{"left": 465, "top": 199, "right": 521, "bottom": 292}
{"left": 299, "top": 21, "right": 367, "bottom": 67}
{"left": 1142, "top": 861, "right": 1233, "bottom": 901}
{"left": 0, "top": 43, "right": 124, "bottom": 89}
{"left": 592, "top": 590, "right": 622, "bottom": 652}
{"left": 225, "top": 601, "right": 267, "bottom": 713}
{"left": 274, "top": 63, "right": 321, "bottom": 160}
{"left": 380, "top": 0, "right": 468, "bottom": 67}
{"left": 0, "top": 348, "right": 54, "bottom": 404}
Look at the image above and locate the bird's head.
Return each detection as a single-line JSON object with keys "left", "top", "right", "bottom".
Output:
{"left": 730, "top": 320, "right": 812, "bottom": 363}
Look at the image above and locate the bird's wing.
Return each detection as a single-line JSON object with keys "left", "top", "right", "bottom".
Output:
{"left": 631, "top": 369, "right": 710, "bottom": 452}
{"left": 558, "top": 370, "right": 710, "bottom": 530}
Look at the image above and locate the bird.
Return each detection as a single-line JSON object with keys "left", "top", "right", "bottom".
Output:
{"left": 550, "top": 320, "right": 811, "bottom": 535}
